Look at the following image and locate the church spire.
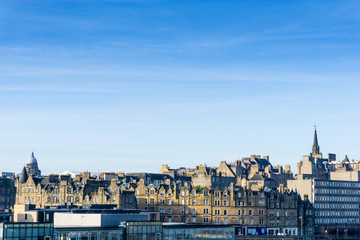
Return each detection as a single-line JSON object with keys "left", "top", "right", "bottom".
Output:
{"left": 312, "top": 125, "right": 320, "bottom": 155}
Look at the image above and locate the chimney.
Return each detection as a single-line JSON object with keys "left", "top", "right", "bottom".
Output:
{"left": 304, "top": 194, "right": 309, "bottom": 201}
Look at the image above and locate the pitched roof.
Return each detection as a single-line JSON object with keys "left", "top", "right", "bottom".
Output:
{"left": 19, "top": 167, "right": 28, "bottom": 183}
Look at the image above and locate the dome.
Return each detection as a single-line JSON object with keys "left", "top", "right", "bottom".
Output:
{"left": 27, "top": 152, "right": 38, "bottom": 165}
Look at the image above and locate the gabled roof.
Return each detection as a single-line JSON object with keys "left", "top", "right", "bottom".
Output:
{"left": 249, "top": 173, "right": 264, "bottom": 181}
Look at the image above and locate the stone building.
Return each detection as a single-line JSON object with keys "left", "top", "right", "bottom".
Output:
{"left": 16, "top": 171, "right": 137, "bottom": 209}
{"left": 161, "top": 154, "right": 293, "bottom": 191}
{"left": 0, "top": 176, "right": 16, "bottom": 212}
{"left": 134, "top": 180, "right": 299, "bottom": 236}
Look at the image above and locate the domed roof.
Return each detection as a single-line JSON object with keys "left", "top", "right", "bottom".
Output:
{"left": 27, "top": 152, "right": 38, "bottom": 165}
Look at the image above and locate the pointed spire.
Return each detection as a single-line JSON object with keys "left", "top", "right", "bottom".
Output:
{"left": 312, "top": 125, "right": 320, "bottom": 155}
{"left": 19, "top": 166, "right": 28, "bottom": 183}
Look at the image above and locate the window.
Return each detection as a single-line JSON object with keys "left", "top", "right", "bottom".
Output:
{"left": 181, "top": 199, "right": 184, "bottom": 205}
{"left": 248, "top": 192, "right": 252, "bottom": 198}
{"left": 24, "top": 213, "right": 27, "bottom": 220}
{"left": 223, "top": 210, "right": 227, "bottom": 216}
{"left": 248, "top": 201, "right": 252, "bottom": 206}
{"left": 238, "top": 210, "right": 241, "bottom": 215}
{"left": 203, "top": 217, "right": 209, "bottom": 223}
{"left": 203, "top": 208, "right": 209, "bottom": 214}
{"left": 192, "top": 199, "right": 196, "bottom": 205}
{"left": 223, "top": 191, "right": 227, "bottom": 197}
{"left": 259, "top": 218, "right": 264, "bottom": 225}
{"left": 215, "top": 210, "right": 220, "bottom": 215}
{"left": 192, "top": 217, "right": 196, "bottom": 223}
{"left": 223, "top": 200, "right": 228, "bottom": 206}
{"left": 249, "top": 219, "right": 253, "bottom": 225}
{"left": 215, "top": 192, "right": 220, "bottom": 197}
{"left": 150, "top": 198, "right": 154, "bottom": 204}
{"left": 249, "top": 210, "right": 252, "bottom": 216}
{"left": 168, "top": 199, "right": 172, "bottom": 205}
{"left": 259, "top": 210, "right": 264, "bottom": 216}
{"left": 168, "top": 208, "right": 172, "bottom": 214}
{"left": 192, "top": 209, "right": 196, "bottom": 214}
{"left": 150, "top": 189, "right": 155, "bottom": 195}
{"left": 168, "top": 217, "right": 172, "bottom": 222}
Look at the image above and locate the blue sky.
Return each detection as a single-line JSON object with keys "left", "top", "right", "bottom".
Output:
{"left": 0, "top": 0, "right": 359, "bottom": 174}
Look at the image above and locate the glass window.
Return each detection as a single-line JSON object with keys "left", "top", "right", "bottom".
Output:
{"left": 20, "top": 227, "right": 26, "bottom": 236}
{"left": 32, "top": 227, "right": 38, "bottom": 236}
{"left": 26, "top": 227, "right": 32, "bottom": 236}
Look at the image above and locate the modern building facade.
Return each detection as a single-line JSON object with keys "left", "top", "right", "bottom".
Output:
{"left": 288, "top": 127, "right": 360, "bottom": 239}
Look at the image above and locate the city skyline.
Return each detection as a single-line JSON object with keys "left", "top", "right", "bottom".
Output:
{"left": 7, "top": 127, "right": 359, "bottom": 175}
{"left": 1, "top": 1, "right": 359, "bottom": 174}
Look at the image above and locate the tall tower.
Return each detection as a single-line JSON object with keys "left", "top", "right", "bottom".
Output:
{"left": 311, "top": 126, "right": 322, "bottom": 158}
{"left": 25, "top": 152, "right": 41, "bottom": 176}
